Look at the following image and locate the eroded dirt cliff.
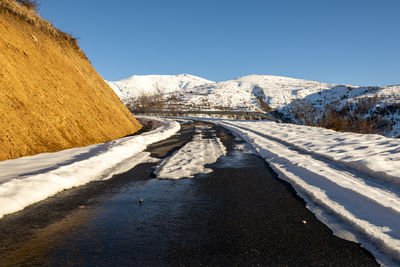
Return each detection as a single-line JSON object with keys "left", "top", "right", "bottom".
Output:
{"left": 0, "top": 0, "right": 142, "bottom": 161}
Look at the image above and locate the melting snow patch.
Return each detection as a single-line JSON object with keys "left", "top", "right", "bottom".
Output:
{"left": 0, "top": 117, "right": 180, "bottom": 219}
{"left": 155, "top": 126, "right": 226, "bottom": 179}
{"left": 234, "top": 143, "right": 257, "bottom": 155}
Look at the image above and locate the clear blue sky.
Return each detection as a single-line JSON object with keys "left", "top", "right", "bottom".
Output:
{"left": 38, "top": 0, "right": 399, "bottom": 85}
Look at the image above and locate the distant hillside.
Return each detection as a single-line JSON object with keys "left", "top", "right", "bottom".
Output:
{"left": 0, "top": 0, "right": 142, "bottom": 161}
{"left": 107, "top": 74, "right": 213, "bottom": 103}
{"left": 108, "top": 74, "right": 400, "bottom": 138}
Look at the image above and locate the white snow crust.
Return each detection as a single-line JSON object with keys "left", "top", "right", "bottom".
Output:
{"left": 0, "top": 118, "right": 180, "bottom": 219}
{"left": 155, "top": 126, "right": 226, "bottom": 179}
{"left": 208, "top": 119, "right": 400, "bottom": 266}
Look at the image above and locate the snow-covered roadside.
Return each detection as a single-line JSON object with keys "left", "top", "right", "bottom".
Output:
{"left": 0, "top": 118, "right": 180, "bottom": 219}
{"left": 235, "top": 121, "right": 400, "bottom": 188}
{"left": 207, "top": 119, "right": 400, "bottom": 266}
{"left": 155, "top": 126, "right": 226, "bottom": 179}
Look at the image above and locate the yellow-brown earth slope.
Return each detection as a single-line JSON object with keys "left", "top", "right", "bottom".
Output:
{"left": 0, "top": 0, "right": 142, "bottom": 161}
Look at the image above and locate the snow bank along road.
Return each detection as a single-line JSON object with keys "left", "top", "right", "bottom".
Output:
{"left": 208, "top": 119, "right": 400, "bottom": 266}
{"left": 0, "top": 121, "right": 378, "bottom": 266}
{"left": 0, "top": 116, "right": 399, "bottom": 265}
{"left": 0, "top": 117, "right": 180, "bottom": 220}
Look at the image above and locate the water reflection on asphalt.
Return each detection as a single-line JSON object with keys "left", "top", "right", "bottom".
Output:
{"left": 49, "top": 178, "right": 197, "bottom": 265}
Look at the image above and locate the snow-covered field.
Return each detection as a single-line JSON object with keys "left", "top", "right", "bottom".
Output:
{"left": 108, "top": 74, "right": 400, "bottom": 138}
{"left": 206, "top": 119, "right": 400, "bottom": 266}
{"left": 0, "top": 117, "right": 180, "bottom": 219}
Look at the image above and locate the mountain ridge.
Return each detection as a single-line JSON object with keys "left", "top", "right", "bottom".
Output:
{"left": 107, "top": 74, "right": 213, "bottom": 102}
{"left": 107, "top": 73, "right": 400, "bottom": 138}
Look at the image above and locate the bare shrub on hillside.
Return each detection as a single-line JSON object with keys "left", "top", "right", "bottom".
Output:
{"left": 289, "top": 94, "right": 394, "bottom": 135}
{"left": 128, "top": 91, "right": 165, "bottom": 111}
{"left": 214, "top": 105, "right": 231, "bottom": 111}
{"left": 318, "top": 95, "right": 393, "bottom": 135}
{"left": 165, "top": 93, "right": 183, "bottom": 112}
{"left": 167, "top": 93, "right": 179, "bottom": 102}
{"left": 0, "top": 0, "right": 78, "bottom": 48}
{"left": 290, "top": 100, "right": 319, "bottom": 126}
{"left": 15, "top": 0, "right": 37, "bottom": 11}
{"left": 270, "top": 109, "right": 292, "bottom": 123}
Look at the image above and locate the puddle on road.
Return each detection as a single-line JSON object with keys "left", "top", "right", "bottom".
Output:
{"left": 215, "top": 140, "right": 259, "bottom": 169}
{"left": 46, "top": 178, "right": 197, "bottom": 265}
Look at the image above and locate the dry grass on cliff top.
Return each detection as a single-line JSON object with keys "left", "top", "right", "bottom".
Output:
{"left": 0, "top": 0, "right": 78, "bottom": 47}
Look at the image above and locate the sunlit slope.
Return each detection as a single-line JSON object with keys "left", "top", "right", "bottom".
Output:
{"left": 107, "top": 74, "right": 214, "bottom": 103}
{"left": 0, "top": 2, "right": 141, "bottom": 161}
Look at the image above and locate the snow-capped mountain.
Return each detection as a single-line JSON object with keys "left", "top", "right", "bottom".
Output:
{"left": 107, "top": 74, "right": 400, "bottom": 137}
{"left": 177, "top": 75, "right": 339, "bottom": 110}
{"left": 107, "top": 74, "right": 213, "bottom": 103}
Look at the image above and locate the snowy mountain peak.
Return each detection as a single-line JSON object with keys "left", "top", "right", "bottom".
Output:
{"left": 117, "top": 73, "right": 210, "bottom": 82}
{"left": 107, "top": 74, "right": 213, "bottom": 100}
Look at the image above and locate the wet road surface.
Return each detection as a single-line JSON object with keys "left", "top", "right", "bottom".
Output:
{"left": 0, "top": 121, "right": 378, "bottom": 266}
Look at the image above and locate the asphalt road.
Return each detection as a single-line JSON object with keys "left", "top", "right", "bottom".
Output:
{"left": 0, "top": 121, "right": 378, "bottom": 266}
